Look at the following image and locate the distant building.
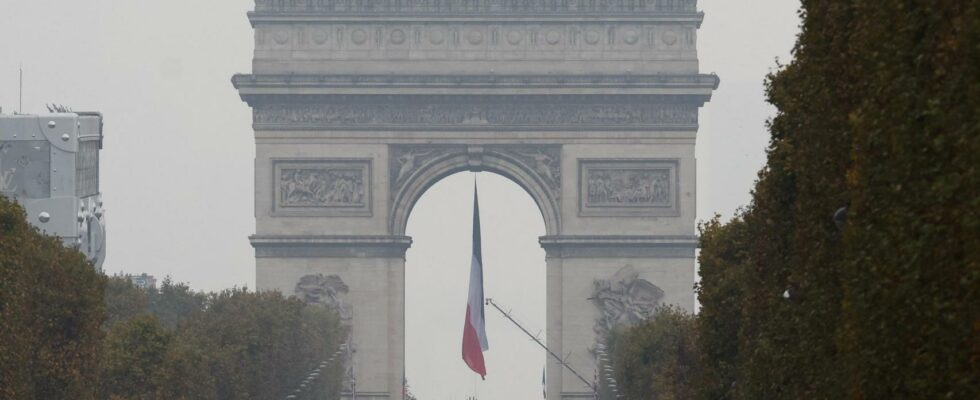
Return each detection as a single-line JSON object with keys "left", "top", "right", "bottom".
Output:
{"left": 0, "top": 110, "right": 107, "bottom": 269}
{"left": 129, "top": 273, "right": 157, "bottom": 289}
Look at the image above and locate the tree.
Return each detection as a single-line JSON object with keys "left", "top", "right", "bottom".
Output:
{"left": 693, "top": 1, "right": 980, "bottom": 398}
{"left": 609, "top": 307, "right": 699, "bottom": 400}
{"left": 99, "top": 315, "right": 172, "bottom": 400}
{"left": 694, "top": 216, "right": 748, "bottom": 400}
{"left": 0, "top": 195, "right": 105, "bottom": 399}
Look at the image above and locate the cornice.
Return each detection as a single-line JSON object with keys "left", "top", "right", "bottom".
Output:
{"left": 246, "top": 12, "right": 705, "bottom": 26}
{"left": 538, "top": 234, "right": 698, "bottom": 258}
{"left": 232, "top": 73, "right": 720, "bottom": 100}
{"left": 539, "top": 234, "right": 698, "bottom": 246}
{"left": 250, "top": 235, "right": 413, "bottom": 258}
{"left": 251, "top": 0, "right": 700, "bottom": 18}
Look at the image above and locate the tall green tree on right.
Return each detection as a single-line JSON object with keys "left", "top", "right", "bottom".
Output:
{"left": 697, "top": 1, "right": 979, "bottom": 399}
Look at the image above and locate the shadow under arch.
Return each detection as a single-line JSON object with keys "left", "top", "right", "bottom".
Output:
{"left": 389, "top": 147, "right": 561, "bottom": 236}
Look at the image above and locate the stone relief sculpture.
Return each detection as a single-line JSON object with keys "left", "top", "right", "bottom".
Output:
{"left": 579, "top": 160, "right": 679, "bottom": 216}
{"left": 590, "top": 265, "right": 665, "bottom": 337}
{"left": 505, "top": 146, "right": 562, "bottom": 192}
{"left": 388, "top": 144, "right": 562, "bottom": 204}
{"left": 586, "top": 168, "right": 671, "bottom": 206}
{"left": 279, "top": 167, "right": 365, "bottom": 207}
{"left": 389, "top": 145, "right": 460, "bottom": 190}
{"left": 295, "top": 273, "right": 353, "bottom": 324}
{"left": 294, "top": 273, "right": 356, "bottom": 393}
{"left": 254, "top": 103, "right": 697, "bottom": 129}
{"left": 514, "top": 150, "right": 559, "bottom": 184}
{"left": 394, "top": 149, "right": 435, "bottom": 184}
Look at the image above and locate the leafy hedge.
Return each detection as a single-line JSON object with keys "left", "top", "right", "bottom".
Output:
{"left": 616, "top": 1, "right": 979, "bottom": 399}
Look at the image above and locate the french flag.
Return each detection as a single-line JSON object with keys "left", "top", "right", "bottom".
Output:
{"left": 462, "top": 184, "right": 489, "bottom": 379}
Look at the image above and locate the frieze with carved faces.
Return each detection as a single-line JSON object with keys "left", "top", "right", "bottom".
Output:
{"left": 254, "top": 0, "right": 698, "bottom": 14}
{"left": 274, "top": 160, "right": 371, "bottom": 216}
{"left": 255, "top": 24, "right": 697, "bottom": 48}
{"left": 579, "top": 159, "right": 680, "bottom": 217}
{"left": 590, "top": 265, "right": 665, "bottom": 337}
{"left": 254, "top": 103, "right": 697, "bottom": 130}
{"left": 588, "top": 169, "right": 670, "bottom": 206}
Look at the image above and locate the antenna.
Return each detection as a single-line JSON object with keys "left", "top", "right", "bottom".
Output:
{"left": 19, "top": 64, "right": 23, "bottom": 113}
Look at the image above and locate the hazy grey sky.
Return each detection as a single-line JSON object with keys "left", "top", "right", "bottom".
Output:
{"left": 0, "top": 1, "right": 800, "bottom": 398}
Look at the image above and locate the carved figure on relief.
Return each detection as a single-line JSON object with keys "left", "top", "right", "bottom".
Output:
{"left": 587, "top": 169, "right": 670, "bottom": 206}
{"left": 295, "top": 274, "right": 353, "bottom": 323}
{"left": 294, "top": 274, "right": 356, "bottom": 392}
{"left": 590, "top": 265, "right": 665, "bottom": 336}
{"left": 395, "top": 149, "right": 435, "bottom": 184}
{"left": 281, "top": 168, "right": 365, "bottom": 207}
{"left": 514, "top": 149, "right": 560, "bottom": 188}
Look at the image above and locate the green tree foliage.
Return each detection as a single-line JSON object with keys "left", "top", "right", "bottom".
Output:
{"left": 98, "top": 281, "right": 346, "bottom": 400}
{"left": 693, "top": 217, "right": 748, "bottom": 400}
{"left": 168, "top": 289, "right": 345, "bottom": 399}
{"left": 609, "top": 307, "right": 699, "bottom": 400}
{"left": 100, "top": 316, "right": 172, "bottom": 400}
{"left": 103, "top": 275, "right": 206, "bottom": 330}
{"left": 691, "top": 1, "right": 980, "bottom": 399}
{"left": 0, "top": 196, "right": 345, "bottom": 399}
{"left": 0, "top": 196, "right": 105, "bottom": 399}
{"left": 837, "top": 1, "right": 980, "bottom": 397}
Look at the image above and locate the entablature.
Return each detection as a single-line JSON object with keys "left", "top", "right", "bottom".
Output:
{"left": 232, "top": 73, "right": 720, "bottom": 99}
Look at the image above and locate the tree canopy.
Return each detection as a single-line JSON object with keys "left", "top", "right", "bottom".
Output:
{"left": 614, "top": 1, "right": 979, "bottom": 398}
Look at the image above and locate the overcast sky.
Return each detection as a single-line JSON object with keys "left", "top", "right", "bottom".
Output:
{"left": 0, "top": 1, "right": 800, "bottom": 398}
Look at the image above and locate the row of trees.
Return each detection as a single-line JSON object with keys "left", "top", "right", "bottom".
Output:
{"left": 0, "top": 196, "right": 347, "bottom": 399}
{"left": 0, "top": 193, "right": 105, "bottom": 398}
{"left": 611, "top": 1, "right": 978, "bottom": 398}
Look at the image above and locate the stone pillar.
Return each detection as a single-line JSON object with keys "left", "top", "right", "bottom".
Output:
{"left": 541, "top": 236, "right": 698, "bottom": 399}
{"left": 251, "top": 235, "right": 411, "bottom": 400}
{"left": 545, "top": 255, "right": 564, "bottom": 400}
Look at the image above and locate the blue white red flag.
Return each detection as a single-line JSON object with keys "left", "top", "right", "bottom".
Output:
{"left": 462, "top": 184, "right": 489, "bottom": 379}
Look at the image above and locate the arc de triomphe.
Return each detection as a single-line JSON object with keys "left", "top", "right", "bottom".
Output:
{"left": 233, "top": 1, "right": 716, "bottom": 399}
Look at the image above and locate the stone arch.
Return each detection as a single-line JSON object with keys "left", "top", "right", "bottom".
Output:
{"left": 389, "top": 145, "right": 561, "bottom": 236}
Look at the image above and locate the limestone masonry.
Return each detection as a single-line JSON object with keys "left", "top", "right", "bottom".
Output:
{"left": 234, "top": 1, "right": 717, "bottom": 398}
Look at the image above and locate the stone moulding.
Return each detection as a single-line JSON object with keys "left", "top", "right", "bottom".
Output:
{"left": 231, "top": 73, "right": 721, "bottom": 91}
{"left": 252, "top": 102, "right": 698, "bottom": 130}
{"left": 538, "top": 235, "right": 697, "bottom": 258}
{"left": 231, "top": 74, "right": 718, "bottom": 131}
{"left": 387, "top": 144, "right": 563, "bottom": 235}
{"left": 252, "top": 0, "right": 699, "bottom": 15}
{"left": 250, "top": 235, "right": 413, "bottom": 258}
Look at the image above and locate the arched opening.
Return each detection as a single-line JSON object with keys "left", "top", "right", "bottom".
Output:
{"left": 405, "top": 171, "right": 547, "bottom": 399}
{"left": 389, "top": 146, "right": 561, "bottom": 237}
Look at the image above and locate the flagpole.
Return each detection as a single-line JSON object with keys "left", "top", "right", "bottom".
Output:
{"left": 19, "top": 64, "right": 23, "bottom": 113}
{"left": 484, "top": 298, "right": 597, "bottom": 395}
